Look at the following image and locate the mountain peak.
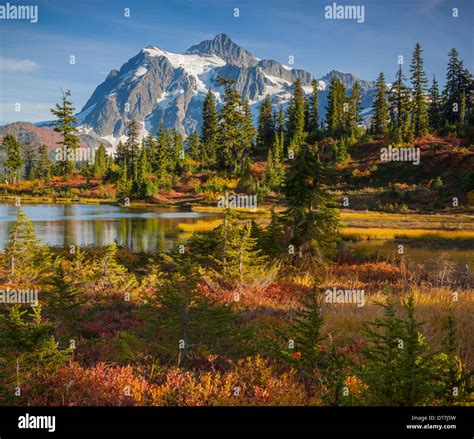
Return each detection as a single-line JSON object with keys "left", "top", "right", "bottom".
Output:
{"left": 320, "top": 70, "right": 374, "bottom": 92}
{"left": 213, "top": 33, "right": 232, "bottom": 43}
{"left": 186, "top": 33, "right": 258, "bottom": 67}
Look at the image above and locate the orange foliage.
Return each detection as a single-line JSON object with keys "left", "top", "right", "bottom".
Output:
{"left": 32, "top": 357, "right": 307, "bottom": 406}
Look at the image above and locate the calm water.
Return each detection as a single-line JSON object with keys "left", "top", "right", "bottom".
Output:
{"left": 0, "top": 204, "right": 471, "bottom": 268}
{"left": 0, "top": 203, "right": 221, "bottom": 253}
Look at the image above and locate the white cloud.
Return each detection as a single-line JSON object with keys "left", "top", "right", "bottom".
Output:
{"left": 0, "top": 57, "right": 39, "bottom": 72}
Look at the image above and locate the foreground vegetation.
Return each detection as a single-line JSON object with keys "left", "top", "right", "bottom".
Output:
{"left": 0, "top": 207, "right": 472, "bottom": 406}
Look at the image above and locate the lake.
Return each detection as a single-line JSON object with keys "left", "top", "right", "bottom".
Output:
{"left": 0, "top": 203, "right": 471, "bottom": 269}
{"left": 0, "top": 203, "right": 221, "bottom": 253}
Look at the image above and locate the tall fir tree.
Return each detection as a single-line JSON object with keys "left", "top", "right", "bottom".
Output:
{"left": 287, "top": 79, "right": 306, "bottom": 150}
{"left": 372, "top": 73, "right": 389, "bottom": 135}
{"left": 125, "top": 119, "right": 140, "bottom": 178}
{"left": 187, "top": 130, "right": 201, "bottom": 164}
{"left": 282, "top": 145, "right": 340, "bottom": 264}
{"left": 256, "top": 94, "right": 275, "bottom": 157}
{"left": 389, "top": 65, "right": 413, "bottom": 142}
{"left": 115, "top": 140, "right": 127, "bottom": 167}
{"left": 410, "top": 43, "right": 429, "bottom": 136}
{"left": 154, "top": 122, "right": 168, "bottom": 178}
{"left": 50, "top": 90, "right": 80, "bottom": 176}
{"left": 325, "top": 76, "right": 346, "bottom": 137}
{"left": 428, "top": 76, "right": 442, "bottom": 130}
{"left": 201, "top": 88, "right": 219, "bottom": 166}
{"left": 32, "top": 145, "right": 51, "bottom": 181}
{"left": 22, "top": 143, "right": 35, "bottom": 181}
{"left": 1, "top": 135, "right": 24, "bottom": 184}
{"left": 93, "top": 143, "right": 108, "bottom": 177}
{"left": 349, "top": 80, "right": 362, "bottom": 135}
{"left": 217, "top": 77, "right": 255, "bottom": 174}
{"left": 309, "top": 79, "right": 319, "bottom": 141}
{"left": 442, "top": 48, "right": 472, "bottom": 124}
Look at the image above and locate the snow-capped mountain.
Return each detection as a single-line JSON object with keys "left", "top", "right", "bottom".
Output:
{"left": 71, "top": 34, "right": 376, "bottom": 151}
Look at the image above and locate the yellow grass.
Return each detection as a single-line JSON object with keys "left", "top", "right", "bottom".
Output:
{"left": 341, "top": 210, "right": 474, "bottom": 231}
{"left": 192, "top": 205, "right": 268, "bottom": 215}
{"left": 178, "top": 219, "right": 223, "bottom": 233}
{"left": 321, "top": 287, "right": 474, "bottom": 367}
{"left": 342, "top": 227, "right": 474, "bottom": 241}
{"left": 0, "top": 195, "right": 106, "bottom": 204}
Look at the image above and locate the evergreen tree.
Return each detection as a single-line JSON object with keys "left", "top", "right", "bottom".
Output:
{"left": 428, "top": 76, "right": 442, "bottom": 130}
{"left": 335, "top": 137, "right": 347, "bottom": 164}
{"left": 260, "top": 205, "right": 286, "bottom": 258}
{"left": 168, "top": 128, "right": 184, "bottom": 174}
{"left": 47, "top": 253, "right": 91, "bottom": 345}
{"left": 92, "top": 242, "right": 138, "bottom": 298}
{"left": 1, "top": 135, "right": 24, "bottom": 184}
{"left": 144, "top": 133, "right": 156, "bottom": 170}
{"left": 22, "top": 143, "right": 36, "bottom": 181}
{"left": 4, "top": 209, "right": 50, "bottom": 287}
{"left": 256, "top": 94, "right": 275, "bottom": 156}
{"left": 215, "top": 221, "right": 268, "bottom": 290}
{"left": 277, "top": 104, "right": 285, "bottom": 148}
{"left": 282, "top": 145, "right": 340, "bottom": 264}
{"left": 303, "top": 94, "right": 311, "bottom": 133}
{"left": 154, "top": 122, "right": 168, "bottom": 177}
{"left": 389, "top": 65, "right": 412, "bottom": 142}
{"left": 242, "top": 98, "right": 256, "bottom": 160}
{"left": 266, "top": 132, "right": 284, "bottom": 190}
{"left": 125, "top": 119, "right": 140, "bottom": 177}
{"left": 309, "top": 79, "right": 319, "bottom": 141}
{"left": 150, "top": 255, "right": 238, "bottom": 368}
{"left": 360, "top": 296, "right": 445, "bottom": 406}
{"left": 32, "top": 145, "right": 51, "bottom": 181}
{"left": 132, "top": 144, "right": 153, "bottom": 198}
{"left": 187, "top": 130, "right": 201, "bottom": 164}
{"left": 0, "top": 304, "right": 70, "bottom": 403}
{"left": 287, "top": 79, "right": 306, "bottom": 150}
{"left": 325, "top": 76, "right": 345, "bottom": 137}
{"left": 372, "top": 73, "right": 389, "bottom": 135}
{"left": 201, "top": 88, "right": 218, "bottom": 166}
{"left": 50, "top": 90, "right": 80, "bottom": 176}
{"left": 274, "top": 288, "right": 347, "bottom": 405}
{"left": 93, "top": 143, "right": 107, "bottom": 177}
{"left": 459, "top": 90, "right": 466, "bottom": 124}
{"left": 349, "top": 80, "right": 362, "bottom": 135}
{"left": 115, "top": 140, "right": 127, "bottom": 167}
{"left": 410, "top": 43, "right": 429, "bottom": 136}
{"left": 434, "top": 315, "right": 473, "bottom": 404}
{"left": 443, "top": 48, "right": 471, "bottom": 124}
{"left": 117, "top": 158, "right": 131, "bottom": 197}
{"left": 217, "top": 77, "right": 255, "bottom": 174}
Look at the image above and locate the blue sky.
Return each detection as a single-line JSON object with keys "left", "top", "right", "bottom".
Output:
{"left": 0, "top": 0, "right": 472, "bottom": 124}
